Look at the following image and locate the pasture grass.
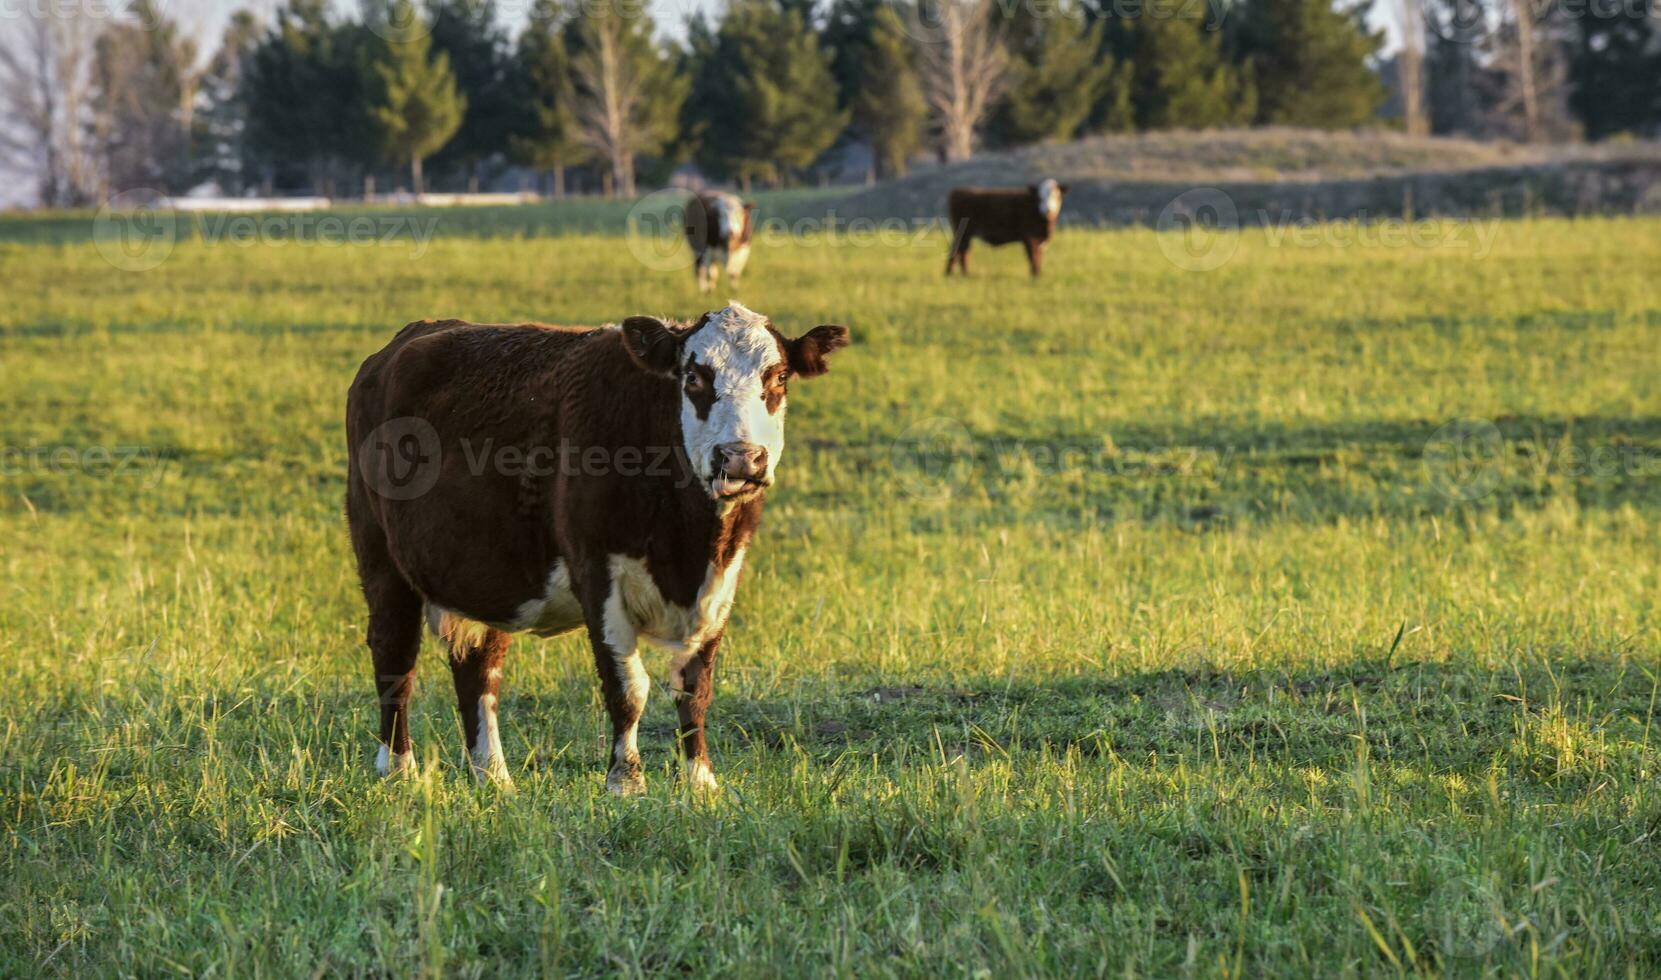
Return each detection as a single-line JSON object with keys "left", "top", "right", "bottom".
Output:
{"left": 1, "top": 212, "right": 1659, "bottom": 976}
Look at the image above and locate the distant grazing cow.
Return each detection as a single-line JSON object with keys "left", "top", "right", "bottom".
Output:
{"left": 345, "top": 303, "right": 849, "bottom": 796}
{"left": 946, "top": 179, "right": 1069, "bottom": 277}
{"left": 685, "top": 192, "right": 755, "bottom": 292}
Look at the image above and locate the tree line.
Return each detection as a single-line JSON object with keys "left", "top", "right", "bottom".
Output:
{"left": 2, "top": 0, "right": 1658, "bottom": 207}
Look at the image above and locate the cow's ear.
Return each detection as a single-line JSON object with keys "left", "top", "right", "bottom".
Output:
{"left": 1058, "top": 183, "right": 1070, "bottom": 195}
{"left": 786, "top": 325, "right": 850, "bottom": 378}
{"left": 743, "top": 202, "right": 756, "bottom": 211}
{"left": 621, "top": 315, "right": 681, "bottom": 377}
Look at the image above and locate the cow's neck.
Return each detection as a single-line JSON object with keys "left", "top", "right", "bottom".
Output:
{"left": 667, "top": 447, "right": 761, "bottom": 572}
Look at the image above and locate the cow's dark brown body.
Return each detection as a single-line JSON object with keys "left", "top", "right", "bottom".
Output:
{"left": 347, "top": 320, "right": 755, "bottom": 623}
{"left": 946, "top": 183, "right": 1068, "bottom": 277}
{"left": 344, "top": 305, "right": 847, "bottom": 795}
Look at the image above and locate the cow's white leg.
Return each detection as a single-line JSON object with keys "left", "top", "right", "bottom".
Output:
{"left": 469, "top": 689, "right": 511, "bottom": 785}
{"left": 436, "top": 610, "right": 515, "bottom": 787}
{"left": 670, "top": 638, "right": 721, "bottom": 798}
{"left": 725, "top": 243, "right": 750, "bottom": 290}
{"left": 376, "top": 743, "right": 416, "bottom": 776}
{"left": 359, "top": 557, "right": 422, "bottom": 780}
{"left": 706, "top": 245, "right": 728, "bottom": 294}
{"left": 601, "top": 564, "right": 649, "bottom": 796}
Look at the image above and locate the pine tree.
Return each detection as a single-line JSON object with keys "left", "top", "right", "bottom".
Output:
{"left": 242, "top": 0, "right": 371, "bottom": 194}
{"left": 685, "top": 0, "right": 848, "bottom": 188}
{"left": 1423, "top": 0, "right": 1489, "bottom": 134}
{"left": 365, "top": 0, "right": 466, "bottom": 192}
{"left": 823, "top": 0, "right": 884, "bottom": 110}
{"left": 679, "top": 13, "right": 726, "bottom": 177}
{"left": 855, "top": 6, "right": 927, "bottom": 177}
{"left": 1001, "top": 12, "right": 1119, "bottom": 143}
{"left": 508, "top": 0, "right": 584, "bottom": 195}
{"left": 1570, "top": 0, "right": 1661, "bottom": 139}
{"left": 1133, "top": 12, "right": 1256, "bottom": 130}
{"left": 425, "top": 0, "right": 513, "bottom": 188}
{"left": 1235, "top": 0, "right": 1384, "bottom": 128}
{"left": 198, "top": 10, "right": 262, "bottom": 193}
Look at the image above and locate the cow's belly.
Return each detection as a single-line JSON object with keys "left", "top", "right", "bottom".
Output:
{"left": 974, "top": 229, "right": 1023, "bottom": 246}
{"left": 425, "top": 549, "right": 747, "bottom": 650}
{"left": 507, "top": 559, "right": 586, "bottom": 637}
{"left": 424, "top": 557, "right": 584, "bottom": 639}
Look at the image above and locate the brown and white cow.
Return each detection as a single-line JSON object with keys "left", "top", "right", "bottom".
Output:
{"left": 684, "top": 192, "right": 755, "bottom": 293}
{"left": 345, "top": 303, "right": 848, "bottom": 795}
{"left": 945, "top": 179, "right": 1069, "bottom": 277}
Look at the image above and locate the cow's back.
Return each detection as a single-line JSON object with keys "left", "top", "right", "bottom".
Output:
{"left": 948, "top": 188, "right": 1044, "bottom": 246}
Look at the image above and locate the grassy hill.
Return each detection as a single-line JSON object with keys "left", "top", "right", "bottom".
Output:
{"left": 773, "top": 128, "right": 1661, "bottom": 227}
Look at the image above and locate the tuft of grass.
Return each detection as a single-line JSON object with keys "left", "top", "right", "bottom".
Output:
{"left": 0, "top": 213, "right": 1658, "bottom": 975}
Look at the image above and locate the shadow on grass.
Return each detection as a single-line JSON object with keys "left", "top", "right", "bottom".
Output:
{"left": 15, "top": 653, "right": 1651, "bottom": 791}
{"left": 6, "top": 413, "right": 1658, "bottom": 525}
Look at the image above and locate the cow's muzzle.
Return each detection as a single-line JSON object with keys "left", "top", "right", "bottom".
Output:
{"left": 711, "top": 442, "right": 769, "bottom": 499}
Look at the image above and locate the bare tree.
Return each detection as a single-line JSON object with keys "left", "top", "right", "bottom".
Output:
{"left": 1489, "top": 0, "right": 1575, "bottom": 142}
{"left": 1509, "top": 0, "right": 1540, "bottom": 140}
{"left": 1395, "top": 0, "right": 1427, "bottom": 137}
{"left": 914, "top": 0, "right": 1010, "bottom": 162}
{"left": 93, "top": 12, "right": 202, "bottom": 195}
{"left": 568, "top": 8, "right": 682, "bottom": 198}
{"left": 0, "top": 12, "right": 102, "bottom": 206}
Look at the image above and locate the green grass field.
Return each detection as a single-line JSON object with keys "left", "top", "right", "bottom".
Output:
{"left": 1, "top": 207, "right": 1658, "bottom": 975}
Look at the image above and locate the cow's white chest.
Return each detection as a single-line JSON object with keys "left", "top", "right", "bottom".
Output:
{"left": 606, "top": 551, "right": 745, "bottom": 654}
{"left": 509, "top": 559, "right": 586, "bottom": 637}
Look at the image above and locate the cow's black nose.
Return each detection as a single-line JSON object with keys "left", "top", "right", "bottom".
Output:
{"left": 715, "top": 442, "right": 768, "bottom": 480}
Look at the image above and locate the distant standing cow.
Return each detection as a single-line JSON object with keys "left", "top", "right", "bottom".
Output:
{"left": 345, "top": 303, "right": 849, "bottom": 796}
{"left": 685, "top": 192, "right": 755, "bottom": 292}
{"left": 946, "top": 179, "right": 1069, "bottom": 277}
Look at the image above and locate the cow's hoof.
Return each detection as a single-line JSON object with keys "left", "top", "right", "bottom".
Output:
{"left": 470, "top": 759, "right": 515, "bottom": 790}
{"left": 607, "top": 766, "right": 646, "bottom": 797}
{"left": 684, "top": 759, "right": 720, "bottom": 800}
{"left": 376, "top": 744, "right": 416, "bottom": 778}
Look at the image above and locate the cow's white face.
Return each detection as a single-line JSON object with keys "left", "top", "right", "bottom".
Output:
{"left": 711, "top": 194, "right": 744, "bottom": 243}
{"left": 680, "top": 304, "right": 787, "bottom": 499}
{"left": 620, "top": 303, "right": 849, "bottom": 503}
{"left": 1037, "top": 179, "right": 1063, "bottom": 220}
